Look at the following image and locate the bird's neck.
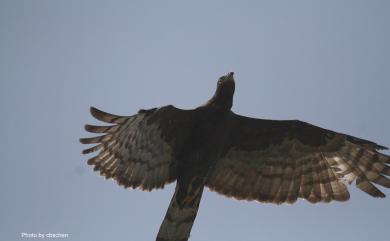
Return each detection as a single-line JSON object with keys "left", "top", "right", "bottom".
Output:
{"left": 206, "top": 94, "right": 233, "bottom": 112}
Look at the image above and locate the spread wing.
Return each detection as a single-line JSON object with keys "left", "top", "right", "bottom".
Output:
{"left": 80, "top": 105, "right": 194, "bottom": 191}
{"left": 206, "top": 112, "right": 390, "bottom": 204}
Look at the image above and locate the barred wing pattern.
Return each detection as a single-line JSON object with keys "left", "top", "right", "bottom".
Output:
{"left": 80, "top": 105, "right": 193, "bottom": 190}
{"left": 206, "top": 113, "right": 390, "bottom": 204}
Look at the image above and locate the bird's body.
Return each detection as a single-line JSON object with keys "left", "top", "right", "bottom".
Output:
{"left": 177, "top": 106, "right": 230, "bottom": 179}
{"left": 80, "top": 72, "right": 390, "bottom": 241}
{"left": 158, "top": 95, "right": 233, "bottom": 241}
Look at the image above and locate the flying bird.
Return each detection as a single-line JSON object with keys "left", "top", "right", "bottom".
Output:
{"left": 80, "top": 72, "right": 390, "bottom": 241}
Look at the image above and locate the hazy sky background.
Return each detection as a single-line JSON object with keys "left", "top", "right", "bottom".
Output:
{"left": 1, "top": 1, "right": 389, "bottom": 241}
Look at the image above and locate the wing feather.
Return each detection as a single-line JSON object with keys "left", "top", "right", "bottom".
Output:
{"left": 81, "top": 105, "right": 194, "bottom": 190}
{"left": 273, "top": 166, "right": 293, "bottom": 204}
{"left": 286, "top": 158, "right": 302, "bottom": 203}
{"left": 258, "top": 166, "right": 273, "bottom": 202}
{"left": 206, "top": 112, "right": 389, "bottom": 204}
{"left": 268, "top": 164, "right": 284, "bottom": 202}
{"left": 90, "top": 106, "right": 128, "bottom": 124}
{"left": 317, "top": 158, "right": 331, "bottom": 202}
{"left": 308, "top": 159, "right": 322, "bottom": 203}
{"left": 299, "top": 158, "right": 313, "bottom": 200}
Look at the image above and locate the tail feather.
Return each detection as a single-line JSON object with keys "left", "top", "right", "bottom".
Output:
{"left": 156, "top": 183, "right": 204, "bottom": 241}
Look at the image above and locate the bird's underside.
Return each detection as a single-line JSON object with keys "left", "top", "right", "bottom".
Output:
{"left": 80, "top": 72, "right": 390, "bottom": 241}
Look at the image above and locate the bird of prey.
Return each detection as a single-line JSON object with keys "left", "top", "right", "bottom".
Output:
{"left": 80, "top": 72, "right": 390, "bottom": 241}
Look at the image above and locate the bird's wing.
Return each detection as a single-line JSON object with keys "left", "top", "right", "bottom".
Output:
{"left": 206, "top": 112, "right": 390, "bottom": 204}
{"left": 80, "top": 105, "right": 194, "bottom": 190}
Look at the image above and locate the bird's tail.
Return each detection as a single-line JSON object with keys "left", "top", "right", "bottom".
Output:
{"left": 156, "top": 182, "right": 204, "bottom": 241}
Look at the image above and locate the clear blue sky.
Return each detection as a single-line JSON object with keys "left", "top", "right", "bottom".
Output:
{"left": 1, "top": 1, "right": 389, "bottom": 241}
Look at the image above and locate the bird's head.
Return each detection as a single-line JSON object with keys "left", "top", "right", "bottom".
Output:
{"left": 207, "top": 72, "right": 235, "bottom": 111}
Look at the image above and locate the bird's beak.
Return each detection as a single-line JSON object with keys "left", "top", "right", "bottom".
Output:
{"left": 226, "top": 72, "right": 234, "bottom": 82}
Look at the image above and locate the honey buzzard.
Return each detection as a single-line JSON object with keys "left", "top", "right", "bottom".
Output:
{"left": 80, "top": 72, "right": 390, "bottom": 241}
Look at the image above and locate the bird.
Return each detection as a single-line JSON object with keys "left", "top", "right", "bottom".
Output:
{"left": 80, "top": 72, "right": 390, "bottom": 241}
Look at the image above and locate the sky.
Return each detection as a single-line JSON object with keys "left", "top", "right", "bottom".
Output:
{"left": 1, "top": 1, "right": 390, "bottom": 241}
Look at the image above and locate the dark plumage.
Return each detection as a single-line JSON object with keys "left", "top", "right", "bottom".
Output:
{"left": 80, "top": 72, "right": 390, "bottom": 241}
